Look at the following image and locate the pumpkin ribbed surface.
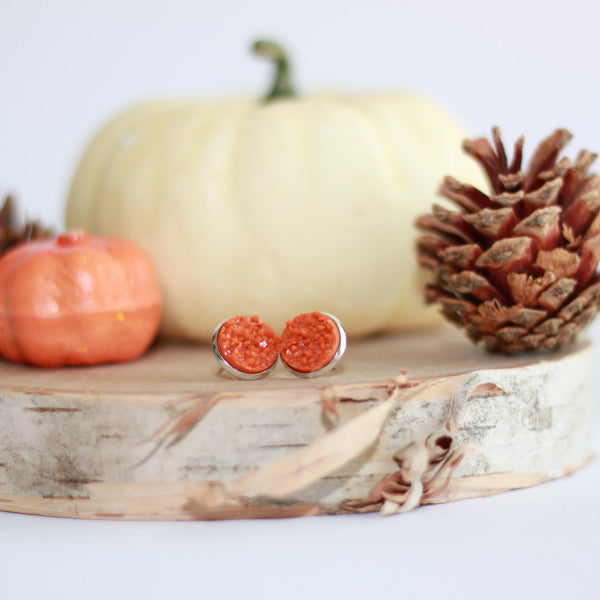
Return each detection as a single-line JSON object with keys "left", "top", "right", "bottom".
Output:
{"left": 0, "top": 232, "right": 162, "bottom": 366}
{"left": 66, "top": 96, "right": 482, "bottom": 341}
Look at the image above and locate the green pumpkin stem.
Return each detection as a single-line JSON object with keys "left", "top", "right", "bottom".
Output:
{"left": 253, "top": 40, "right": 296, "bottom": 101}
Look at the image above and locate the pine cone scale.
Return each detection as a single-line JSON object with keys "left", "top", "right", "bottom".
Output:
{"left": 558, "top": 297, "right": 588, "bottom": 323}
{"left": 537, "top": 278, "right": 577, "bottom": 312}
{"left": 464, "top": 207, "right": 517, "bottom": 240}
{"left": 523, "top": 128, "right": 572, "bottom": 190}
{"left": 496, "top": 326, "right": 528, "bottom": 344}
{"left": 417, "top": 127, "right": 600, "bottom": 353}
{"left": 440, "top": 176, "right": 491, "bottom": 212}
{"left": 533, "top": 318, "right": 562, "bottom": 336}
{"left": 438, "top": 244, "right": 482, "bottom": 270}
{"left": 507, "top": 307, "right": 547, "bottom": 329}
{"left": 513, "top": 207, "right": 562, "bottom": 250}
{"left": 578, "top": 235, "right": 600, "bottom": 285}
{"left": 534, "top": 248, "right": 579, "bottom": 278}
{"left": 0, "top": 194, "right": 53, "bottom": 257}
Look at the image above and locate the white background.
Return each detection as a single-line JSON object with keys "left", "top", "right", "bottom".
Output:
{"left": 1, "top": 1, "right": 599, "bottom": 599}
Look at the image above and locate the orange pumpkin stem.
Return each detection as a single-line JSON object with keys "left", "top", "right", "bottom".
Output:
{"left": 57, "top": 230, "right": 89, "bottom": 246}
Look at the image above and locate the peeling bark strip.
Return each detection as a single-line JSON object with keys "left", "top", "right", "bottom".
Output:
{"left": 0, "top": 328, "right": 594, "bottom": 520}
{"left": 342, "top": 375, "right": 501, "bottom": 515}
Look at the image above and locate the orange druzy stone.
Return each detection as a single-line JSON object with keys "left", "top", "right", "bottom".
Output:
{"left": 217, "top": 315, "right": 279, "bottom": 374}
{"left": 279, "top": 311, "right": 340, "bottom": 373}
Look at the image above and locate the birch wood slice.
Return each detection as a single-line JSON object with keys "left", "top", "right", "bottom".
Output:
{"left": 0, "top": 326, "right": 594, "bottom": 520}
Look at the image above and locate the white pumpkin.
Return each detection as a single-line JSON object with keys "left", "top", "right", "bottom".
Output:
{"left": 66, "top": 41, "right": 483, "bottom": 342}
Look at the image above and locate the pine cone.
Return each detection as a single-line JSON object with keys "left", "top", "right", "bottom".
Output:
{"left": 417, "top": 127, "right": 600, "bottom": 354}
{"left": 0, "top": 193, "right": 53, "bottom": 257}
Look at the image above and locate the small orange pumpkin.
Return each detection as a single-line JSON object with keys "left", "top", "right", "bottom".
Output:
{"left": 0, "top": 231, "right": 163, "bottom": 367}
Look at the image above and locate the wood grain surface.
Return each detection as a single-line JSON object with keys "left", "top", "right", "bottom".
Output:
{"left": 0, "top": 326, "right": 594, "bottom": 520}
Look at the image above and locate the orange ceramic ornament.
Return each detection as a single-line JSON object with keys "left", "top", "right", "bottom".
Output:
{"left": 0, "top": 231, "right": 162, "bottom": 367}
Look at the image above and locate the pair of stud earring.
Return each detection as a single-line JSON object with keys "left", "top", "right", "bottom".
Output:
{"left": 212, "top": 311, "right": 347, "bottom": 380}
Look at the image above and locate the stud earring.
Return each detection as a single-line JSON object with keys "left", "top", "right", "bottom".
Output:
{"left": 212, "top": 315, "right": 279, "bottom": 379}
{"left": 279, "top": 311, "right": 346, "bottom": 378}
